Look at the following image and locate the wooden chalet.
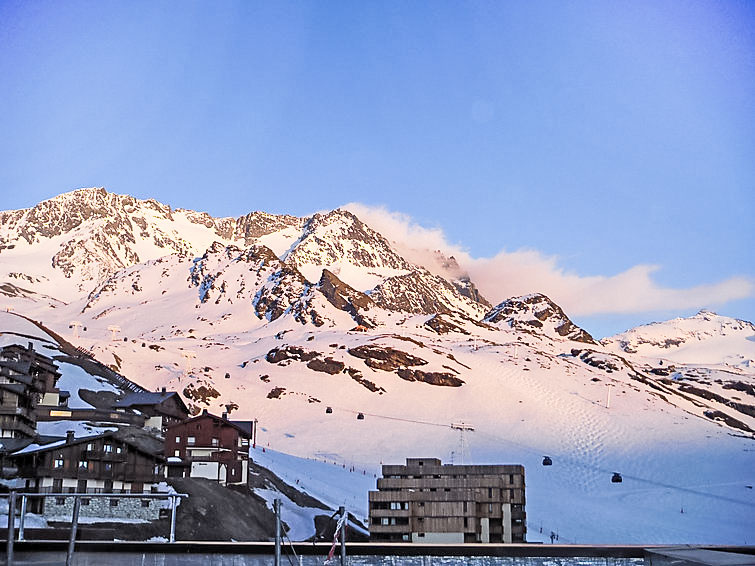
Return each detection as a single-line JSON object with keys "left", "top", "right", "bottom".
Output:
{"left": 10, "top": 428, "right": 165, "bottom": 513}
{"left": 113, "top": 387, "right": 189, "bottom": 433}
{"left": 0, "top": 343, "right": 62, "bottom": 439}
{"left": 164, "top": 410, "right": 251, "bottom": 485}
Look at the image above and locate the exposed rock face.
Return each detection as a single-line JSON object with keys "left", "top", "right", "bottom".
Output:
{"left": 266, "top": 346, "right": 320, "bottom": 364}
{"left": 571, "top": 349, "right": 621, "bottom": 372}
{"left": 370, "top": 270, "right": 487, "bottom": 318}
{"left": 306, "top": 357, "right": 345, "bottom": 375}
{"left": 485, "top": 293, "right": 595, "bottom": 344}
{"left": 317, "top": 269, "right": 375, "bottom": 328}
{"left": 285, "top": 209, "right": 413, "bottom": 278}
{"left": 424, "top": 314, "right": 470, "bottom": 335}
{"left": 232, "top": 211, "right": 305, "bottom": 244}
{"left": 396, "top": 368, "right": 464, "bottom": 387}
{"left": 347, "top": 345, "right": 427, "bottom": 371}
{"left": 452, "top": 277, "right": 491, "bottom": 308}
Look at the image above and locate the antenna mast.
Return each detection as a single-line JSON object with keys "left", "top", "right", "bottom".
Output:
{"left": 451, "top": 422, "right": 475, "bottom": 465}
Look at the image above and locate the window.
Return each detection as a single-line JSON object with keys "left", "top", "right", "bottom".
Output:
{"left": 141, "top": 500, "right": 150, "bottom": 508}
{"left": 110, "top": 499, "right": 118, "bottom": 507}
{"left": 211, "top": 438, "right": 219, "bottom": 447}
{"left": 116, "top": 446, "right": 122, "bottom": 454}
{"left": 381, "top": 517, "right": 389, "bottom": 525}
{"left": 418, "top": 533, "right": 425, "bottom": 538}
{"left": 509, "top": 474, "right": 514, "bottom": 484}
{"left": 175, "top": 436, "right": 181, "bottom": 443}
{"left": 104, "top": 443, "right": 113, "bottom": 453}
{"left": 105, "top": 463, "right": 112, "bottom": 471}
{"left": 53, "top": 479, "right": 63, "bottom": 492}
{"left": 188, "top": 436, "right": 196, "bottom": 445}
{"left": 81, "top": 498, "right": 90, "bottom": 506}
{"left": 488, "top": 487, "right": 493, "bottom": 497}
{"left": 488, "top": 503, "right": 493, "bottom": 513}
{"left": 55, "top": 497, "right": 65, "bottom": 505}
{"left": 54, "top": 457, "right": 64, "bottom": 468}
{"left": 174, "top": 450, "right": 180, "bottom": 457}
{"left": 464, "top": 517, "right": 468, "bottom": 528}
{"left": 79, "top": 460, "right": 88, "bottom": 470}
{"left": 86, "top": 443, "right": 94, "bottom": 451}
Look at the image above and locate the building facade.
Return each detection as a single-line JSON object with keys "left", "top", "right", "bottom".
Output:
{"left": 369, "top": 458, "right": 526, "bottom": 543}
{"left": 113, "top": 388, "right": 190, "bottom": 433}
{"left": 10, "top": 428, "right": 166, "bottom": 519}
{"left": 0, "top": 343, "right": 61, "bottom": 438}
{"left": 163, "top": 410, "right": 251, "bottom": 485}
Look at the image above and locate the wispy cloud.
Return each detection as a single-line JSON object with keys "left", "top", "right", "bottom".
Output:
{"left": 344, "top": 203, "right": 754, "bottom": 316}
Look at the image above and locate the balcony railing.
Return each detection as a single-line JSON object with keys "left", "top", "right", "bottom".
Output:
{"left": 3, "top": 490, "right": 189, "bottom": 566}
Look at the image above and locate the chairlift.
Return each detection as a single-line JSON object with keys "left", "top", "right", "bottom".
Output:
{"left": 326, "top": 406, "right": 333, "bottom": 414}
{"left": 357, "top": 412, "right": 365, "bottom": 420}
{"left": 611, "top": 472, "right": 623, "bottom": 483}
{"left": 542, "top": 456, "right": 552, "bottom": 466}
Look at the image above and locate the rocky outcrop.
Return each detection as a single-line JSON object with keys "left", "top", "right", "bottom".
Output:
{"left": 396, "top": 368, "right": 464, "bottom": 387}
{"left": 347, "top": 345, "right": 427, "bottom": 371}
{"left": 485, "top": 293, "right": 595, "bottom": 344}
{"left": 424, "top": 314, "right": 470, "bottom": 335}
{"left": 266, "top": 346, "right": 320, "bottom": 364}
{"left": 306, "top": 357, "right": 345, "bottom": 375}
{"left": 317, "top": 269, "right": 375, "bottom": 328}
{"left": 370, "top": 270, "right": 487, "bottom": 318}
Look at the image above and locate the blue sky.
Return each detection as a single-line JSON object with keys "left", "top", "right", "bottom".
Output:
{"left": 1, "top": 1, "right": 753, "bottom": 336}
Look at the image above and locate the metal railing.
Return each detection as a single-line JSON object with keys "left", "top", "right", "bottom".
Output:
{"left": 4, "top": 490, "right": 189, "bottom": 566}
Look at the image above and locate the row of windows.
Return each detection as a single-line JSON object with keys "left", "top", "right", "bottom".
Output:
{"left": 52, "top": 458, "right": 162, "bottom": 474}
{"left": 174, "top": 436, "right": 249, "bottom": 447}
{"left": 386, "top": 474, "right": 518, "bottom": 483}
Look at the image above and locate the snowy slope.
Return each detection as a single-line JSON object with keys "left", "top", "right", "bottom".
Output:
{"left": 1, "top": 188, "right": 754, "bottom": 544}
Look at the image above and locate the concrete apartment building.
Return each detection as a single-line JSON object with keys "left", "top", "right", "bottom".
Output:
{"left": 369, "top": 458, "right": 526, "bottom": 543}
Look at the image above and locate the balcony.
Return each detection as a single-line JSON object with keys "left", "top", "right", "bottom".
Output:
{"left": 83, "top": 450, "right": 127, "bottom": 462}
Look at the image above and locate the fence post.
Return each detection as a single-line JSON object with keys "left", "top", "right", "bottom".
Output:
{"left": 66, "top": 496, "right": 81, "bottom": 566}
{"left": 6, "top": 490, "right": 16, "bottom": 566}
{"left": 274, "top": 498, "right": 281, "bottom": 566}
{"left": 169, "top": 495, "right": 178, "bottom": 543}
{"left": 18, "top": 495, "right": 26, "bottom": 541}
{"left": 339, "top": 505, "right": 346, "bottom": 566}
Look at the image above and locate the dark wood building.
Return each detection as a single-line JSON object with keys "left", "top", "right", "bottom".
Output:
{"left": 113, "top": 387, "right": 190, "bottom": 433}
{"left": 0, "top": 343, "right": 61, "bottom": 439}
{"left": 369, "top": 458, "right": 526, "bottom": 543}
{"left": 164, "top": 410, "right": 251, "bottom": 485}
{"left": 11, "top": 428, "right": 165, "bottom": 505}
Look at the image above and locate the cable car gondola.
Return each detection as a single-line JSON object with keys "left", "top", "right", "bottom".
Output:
{"left": 611, "top": 472, "right": 623, "bottom": 483}
{"left": 325, "top": 406, "right": 333, "bottom": 414}
{"left": 542, "top": 456, "right": 552, "bottom": 466}
{"left": 357, "top": 412, "right": 365, "bottom": 420}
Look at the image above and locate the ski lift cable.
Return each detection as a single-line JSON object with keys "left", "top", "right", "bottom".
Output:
{"left": 320, "top": 404, "right": 754, "bottom": 508}
{"left": 330, "top": 406, "right": 450, "bottom": 428}
{"left": 473, "top": 428, "right": 755, "bottom": 508}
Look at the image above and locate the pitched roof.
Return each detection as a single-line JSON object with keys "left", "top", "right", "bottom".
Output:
{"left": 9, "top": 427, "right": 164, "bottom": 459}
{"left": 166, "top": 412, "right": 252, "bottom": 438}
{"left": 114, "top": 391, "right": 188, "bottom": 413}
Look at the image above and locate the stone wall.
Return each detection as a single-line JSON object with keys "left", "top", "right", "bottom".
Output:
{"left": 42, "top": 495, "right": 167, "bottom": 522}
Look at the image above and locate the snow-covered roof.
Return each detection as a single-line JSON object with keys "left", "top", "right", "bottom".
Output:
{"left": 12, "top": 439, "right": 66, "bottom": 455}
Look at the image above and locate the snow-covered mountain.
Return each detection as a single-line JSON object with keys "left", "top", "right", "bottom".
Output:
{"left": 1, "top": 187, "right": 753, "bottom": 544}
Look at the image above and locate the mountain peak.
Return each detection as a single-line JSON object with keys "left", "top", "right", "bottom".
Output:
{"left": 484, "top": 293, "right": 595, "bottom": 343}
